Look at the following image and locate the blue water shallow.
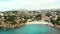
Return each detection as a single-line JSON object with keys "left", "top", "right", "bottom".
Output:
{"left": 0, "top": 24, "right": 60, "bottom": 34}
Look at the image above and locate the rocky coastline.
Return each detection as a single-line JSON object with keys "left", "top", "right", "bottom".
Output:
{"left": 0, "top": 23, "right": 25, "bottom": 29}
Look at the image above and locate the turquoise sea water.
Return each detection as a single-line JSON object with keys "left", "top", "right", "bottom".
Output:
{"left": 0, "top": 24, "right": 60, "bottom": 34}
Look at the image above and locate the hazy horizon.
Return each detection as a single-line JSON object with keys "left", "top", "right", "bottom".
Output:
{"left": 0, "top": 0, "right": 60, "bottom": 11}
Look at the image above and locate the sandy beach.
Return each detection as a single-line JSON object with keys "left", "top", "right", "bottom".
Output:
{"left": 26, "top": 20, "right": 54, "bottom": 26}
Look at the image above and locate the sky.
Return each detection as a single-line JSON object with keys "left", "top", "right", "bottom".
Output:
{"left": 0, "top": 0, "right": 60, "bottom": 11}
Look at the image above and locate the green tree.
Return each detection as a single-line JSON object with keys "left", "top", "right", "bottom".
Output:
{"left": 4, "top": 15, "right": 16, "bottom": 25}
{"left": 50, "top": 18, "right": 56, "bottom": 25}
{"left": 35, "top": 14, "right": 42, "bottom": 20}
{"left": 46, "top": 13, "right": 51, "bottom": 17}
{"left": 50, "top": 17, "right": 60, "bottom": 25}
{"left": 6, "top": 15, "right": 16, "bottom": 22}
{"left": 10, "top": 21, "right": 16, "bottom": 25}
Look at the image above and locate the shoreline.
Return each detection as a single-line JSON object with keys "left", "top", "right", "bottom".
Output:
{"left": 26, "top": 21, "right": 60, "bottom": 29}
{"left": 0, "top": 23, "right": 25, "bottom": 29}
{"left": 54, "top": 25, "right": 60, "bottom": 29}
{"left": 0, "top": 21, "right": 60, "bottom": 29}
{"left": 26, "top": 21, "right": 54, "bottom": 26}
